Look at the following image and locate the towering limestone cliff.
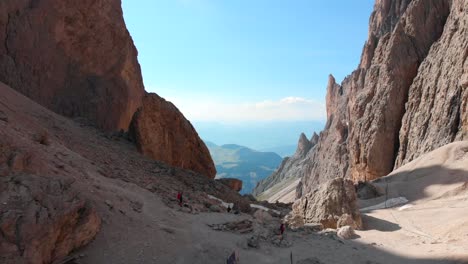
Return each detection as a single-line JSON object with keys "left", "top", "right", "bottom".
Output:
{"left": 303, "top": 0, "right": 466, "bottom": 193}
{"left": 0, "top": 0, "right": 215, "bottom": 178}
{"left": 257, "top": 0, "right": 467, "bottom": 215}
{"left": 0, "top": 0, "right": 145, "bottom": 131}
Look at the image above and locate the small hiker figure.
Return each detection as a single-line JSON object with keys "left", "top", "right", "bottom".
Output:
{"left": 177, "top": 191, "right": 183, "bottom": 207}
{"left": 227, "top": 205, "right": 232, "bottom": 213}
{"left": 279, "top": 223, "right": 285, "bottom": 239}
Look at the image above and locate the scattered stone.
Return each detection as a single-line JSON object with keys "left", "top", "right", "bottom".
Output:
{"left": 216, "top": 178, "right": 243, "bottom": 192}
{"left": 303, "top": 223, "right": 323, "bottom": 232}
{"left": 208, "top": 220, "right": 253, "bottom": 234}
{"left": 145, "top": 184, "right": 157, "bottom": 193}
{"left": 35, "top": 131, "right": 51, "bottom": 146}
{"left": 130, "top": 201, "right": 143, "bottom": 213}
{"left": 0, "top": 110, "right": 8, "bottom": 122}
{"left": 337, "top": 225, "right": 356, "bottom": 240}
{"left": 247, "top": 235, "right": 259, "bottom": 248}
{"left": 271, "top": 236, "right": 292, "bottom": 248}
{"left": 161, "top": 227, "right": 175, "bottom": 234}
{"left": 104, "top": 200, "right": 113, "bottom": 210}
{"left": 253, "top": 209, "right": 273, "bottom": 224}
{"left": 209, "top": 205, "right": 222, "bottom": 212}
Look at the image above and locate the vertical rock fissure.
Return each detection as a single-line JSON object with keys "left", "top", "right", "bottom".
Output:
{"left": 390, "top": 2, "right": 451, "bottom": 170}
{"left": 4, "top": 13, "right": 12, "bottom": 56}
{"left": 450, "top": 89, "right": 462, "bottom": 141}
{"left": 15, "top": 215, "right": 24, "bottom": 256}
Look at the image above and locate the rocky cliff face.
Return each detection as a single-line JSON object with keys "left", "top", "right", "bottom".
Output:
{"left": 0, "top": 0, "right": 145, "bottom": 131}
{"left": 0, "top": 82, "right": 101, "bottom": 264}
{"left": 300, "top": 0, "right": 466, "bottom": 197}
{"left": 0, "top": 0, "right": 216, "bottom": 178}
{"left": 290, "top": 178, "right": 362, "bottom": 230}
{"left": 252, "top": 132, "right": 318, "bottom": 200}
{"left": 395, "top": 0, "right": 468, "bottom": 166}
{"left": 129, "top": 94, "right": 216, "bottom": 178}
{"left": 258, "top": 0, "right": 467, "bottom": 225}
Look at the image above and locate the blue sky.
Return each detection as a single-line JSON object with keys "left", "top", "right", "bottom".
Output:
{"left": 122, "top": 0, "right": 374, "bottom": 123}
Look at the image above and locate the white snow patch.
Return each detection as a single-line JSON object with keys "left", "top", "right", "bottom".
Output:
{"left": 206, "top": 195, "right": 281, "bottom": 215}
{"left": 207, "top": 195, "right": 233, "bottom": 208}
{"left": 398, "top": 204, "right": 414, "bottom": 211}
{"left": 250, "top": 204, "right": 280, "bottom": 215}
{"left": 360, "top": 197, "right": 409, "bottom": 212}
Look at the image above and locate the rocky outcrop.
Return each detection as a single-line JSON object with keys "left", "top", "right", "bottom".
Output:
{"left": 296, "top": 133, "right": 313, "bottom": 157}
{"left": 129, "top": 93, "right": 216, "bottom": 178}
{"left": 300, "top": 75, "right": 351, "bottom": 194}
{"left": 0, "top": 173, "right": 101, "bottom": 264}
{"left": 252, "top": 132, "right": 318, "bottom": 200}
{"left": 0, "top": 0, "right": 145, "bottom": 131}
{"left": 0, "top": 0, "right": 219, "bottom": 179}
{"left": 337, "top": 226, "right": 356, "bottom": 240}
{"left": 395, "top": 0, "right": 468, "bottom": 167}
{"left": 217, "top": 178, "right": 243, "bottom": 192}
{"left": 298, "top": 0, "right": 464, "bottom": 194}
{"left": 290, "top": 178, "right": 362, "bottom": 229}
{"left": 263, "top": 0, "right": 466, "bottom": 224}
{"left": 0, "top": 83, "right": 101, "bottom": 263}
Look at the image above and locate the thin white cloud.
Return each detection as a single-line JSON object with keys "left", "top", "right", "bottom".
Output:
{"left": 159, "top": 94, "right": 326, "bottom": 123}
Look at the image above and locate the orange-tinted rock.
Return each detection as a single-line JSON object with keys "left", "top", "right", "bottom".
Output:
{"left": 0, "top": 173, "right": 101, "bottom": 264}
{"left": 217, "top": 178, "right": 243, "bottom": 192}
{"left": 0, "top": 0, "right": 144, "bottom": 131}
{"left": 0, "top": 79, "right": 251, "bottom": 263}
{"left": 129, "top": 93, "right": 216, "bottom": 178}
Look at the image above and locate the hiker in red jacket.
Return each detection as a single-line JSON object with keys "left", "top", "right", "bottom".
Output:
{"left": 177, "top": 191, "right": 183, "bottom": 207}
{"left": 280, "top": 223, "right": 285, "bottom": 236}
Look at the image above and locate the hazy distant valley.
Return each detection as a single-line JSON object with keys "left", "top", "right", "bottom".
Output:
{"left": 205, "top": 141, "right": 283, "bottom": 194}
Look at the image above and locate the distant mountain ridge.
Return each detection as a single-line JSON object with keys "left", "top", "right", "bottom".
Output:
{"left": 205, "top": 141, "right": 282, "bottom": 194}
{"left": 194, "top": 121, "right": 325, "bottom": 151}
{"left": 252, "top": 132, "right": 319, "bottom": 202}
{"left": 259, "top": 145, "right": 297, "bottom": 158}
